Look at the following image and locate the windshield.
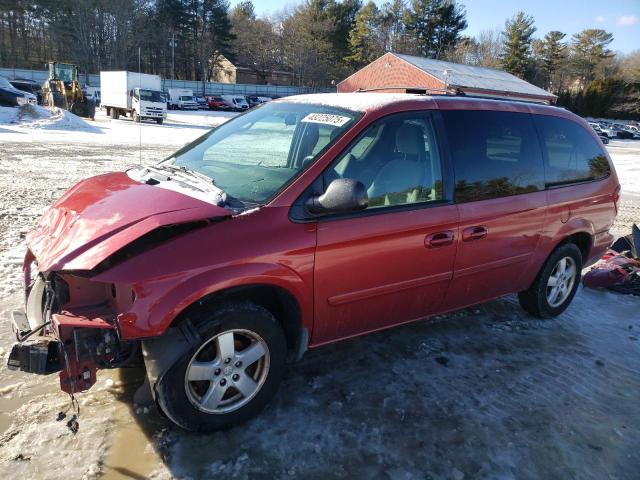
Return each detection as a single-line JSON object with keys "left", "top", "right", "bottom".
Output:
{"left": 0, "top": 77, "right": 12, "bottom": 88}
{"left": 166, "top": 102, "right": 359, "bottom": 205}
{"left": 12, "top": 82, "right": 33, "bottom": 93}
{"left": 139, "top": 89, "right": 163, "bottom": 102}
{"left": 55, "top": 64, "right": 76, "bottom": 83}
{"left": 180, "top": 95, "right": 194, "bottom": 101}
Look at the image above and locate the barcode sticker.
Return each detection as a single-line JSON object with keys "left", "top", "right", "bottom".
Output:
{"left": 302, "top": 113, "right": 351, "bottom": 127}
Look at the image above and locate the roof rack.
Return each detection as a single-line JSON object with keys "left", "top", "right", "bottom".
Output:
{"left": 356, "top": 86, "right": 455, "bottom": 95}
{"left": 354, "top": 85, "right": 553, "bottom": 105}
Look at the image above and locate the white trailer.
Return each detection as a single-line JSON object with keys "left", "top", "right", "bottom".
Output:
{"left": 100, "top": 71, "right": 167, "bottom": 124}
{"left": 167, "top": 88, "right": 199, "bottom": 110}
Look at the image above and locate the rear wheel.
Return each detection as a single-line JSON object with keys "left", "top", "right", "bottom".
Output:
{"left": 110, "top": 107, "right": 119, "bottom": 120}
{"left": 518, "top": 243, "right": 582, "bottom": 318}
{"left": 47, "top": 91, "right": 65, "bottom": 109}
{"left": 155, "top": 302, "right": 286, "bottom": 432}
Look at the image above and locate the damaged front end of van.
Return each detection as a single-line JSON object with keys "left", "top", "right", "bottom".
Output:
{"left": 7, "top": 170, "right": 231, "bottom": 396}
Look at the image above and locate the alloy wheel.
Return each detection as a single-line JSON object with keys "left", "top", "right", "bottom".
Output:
{"left": 184, "top": 329, "right": 270, "bottom": 414}
{"left": 546, "top": 256, "right": 577, "bottom": 308}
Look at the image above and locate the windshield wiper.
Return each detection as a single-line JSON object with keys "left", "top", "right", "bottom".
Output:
{"left": 143, "top": 164, "right": 228, "bottom": 206}
{"left": 158, "top": 163, "right": 216, "bottom": 186}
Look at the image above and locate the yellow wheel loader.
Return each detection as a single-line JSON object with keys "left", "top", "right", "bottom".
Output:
{"left": 42, "top": 62, "right": 95, "bottom": 119}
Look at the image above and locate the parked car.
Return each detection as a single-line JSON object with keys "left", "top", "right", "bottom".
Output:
{"left": 599, "top": 134, "right": 609, "bottom": 144}
{"left": 0, "top": 75, "right": 37, "bottom": 107}
{"left": 622, "top": 126, "right": 640, "bottom": 139}
{"left": 84, "top": 86, "right": 101, "bottom": 107}
{"left": 613, "top": 126, "right": 634, "bottom": 139}
{"left": 8, "top": 93, "right": 619, "bottom": 433}
{"left": 599, "top": 125, "right": 616, "bottom": 138}
{"left": 195, "top": 96, "right": 208, "bottom": 109}
{"left": 221, "top": 94, "right": 249, "bottom": 111}
{"left": 246, "top": 95, "right": 272, "bottom": 108}
{"left": 207, "top": 95, "right": 230, "bottom": 110}
{"left": 10, "top": 79, "right": 44, "bottom": 105}
{"left": 588, "top": 121, "right": 603, "bottom": 134}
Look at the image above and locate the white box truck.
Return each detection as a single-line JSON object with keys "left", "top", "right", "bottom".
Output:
{"left": 100, "top": 71, "right": 167, "bottom": 124}
{"left": 167, "top": 88, "right": 199, "bottom": 110}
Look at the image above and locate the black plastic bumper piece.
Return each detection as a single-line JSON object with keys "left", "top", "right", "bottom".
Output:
{"left": 7, "top": 338, "right": 61, "bottom": 374}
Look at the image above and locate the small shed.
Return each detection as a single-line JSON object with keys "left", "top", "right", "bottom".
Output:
{"left": 338, "top": 52, "right": 557, "bottom": 104}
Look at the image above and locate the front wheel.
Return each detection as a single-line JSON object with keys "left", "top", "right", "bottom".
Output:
{"left": 155, "top": 302, "right": 286, "bottom": 432}
{"left": 518, "top": 243, "right": 582, "bottom": 318}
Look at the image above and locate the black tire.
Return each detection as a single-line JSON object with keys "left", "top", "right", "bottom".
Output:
{"left": 110, "top": 107, "right": 119, "bottom": 120}
{"left": 48, "top": 91, "right": 65, "bottom": 109}
{"left": 155, "top": 302, "right": 287, "bottom": 432}
{"left": 156, "top": 118, "right": 163, "bottom": 125}
{"left": 133, "top": 112, "right": 141, "bottom": 123}
{"left": 84, "top": 99, "right": 96, "bottom": 119}
{"left": 518, "top": 242, "right": 583, "bottom": 319}
{"left": 70, "top": 101, "right": 84, "bottom": 117}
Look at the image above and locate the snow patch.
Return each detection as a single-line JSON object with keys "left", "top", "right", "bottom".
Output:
{"left": 0, "top": 105, "right": 95, "bottom": 131}
{"left": 0, "top": 106, "right": 18, "bottom": 125}
{"left": 20, "top": 105, "right": 96, "bottom": 131}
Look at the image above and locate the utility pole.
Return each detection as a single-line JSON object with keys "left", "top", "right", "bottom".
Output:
{"left": 169, "top": 33, "right": 176, "bottom": 80}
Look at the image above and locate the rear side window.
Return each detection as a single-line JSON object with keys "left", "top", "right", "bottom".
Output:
{"left": 534, "top": 116, "right": 610, "bottom": 187}
{"left": 441, "top": 110, "right": 544, "bottom": 203}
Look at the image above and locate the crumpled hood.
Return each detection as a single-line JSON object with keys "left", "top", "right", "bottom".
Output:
{"left": 27, "top": 172, "right": 231, "bottom": 272}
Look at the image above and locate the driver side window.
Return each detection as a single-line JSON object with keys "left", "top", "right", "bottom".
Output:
{"left": 325, "top": 113, "right": 443, "bottom": 209}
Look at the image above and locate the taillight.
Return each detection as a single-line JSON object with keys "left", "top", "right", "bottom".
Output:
{"left": 613, "top": 184, "right": 621, "bottom": 213}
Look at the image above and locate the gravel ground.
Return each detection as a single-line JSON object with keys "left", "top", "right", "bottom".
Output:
{"left": 0, "top": 111, "right": 638, "bottom": 479}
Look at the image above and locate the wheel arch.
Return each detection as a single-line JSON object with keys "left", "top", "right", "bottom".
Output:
{"left": 121, "top": 262, "right": 312, "bottom": 360}
{"left": 559, "top": 231, "right": 592, "bottom": 264}
{"left": 176, "top": 283, "right": 307, "bottom": 361}
{"left": 549, "top": 217, "right": 596, "bottom": 264}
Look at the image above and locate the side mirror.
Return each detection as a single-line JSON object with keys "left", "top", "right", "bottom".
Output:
{"left": 306, "top": 178, "right": 368, "bottom": 214}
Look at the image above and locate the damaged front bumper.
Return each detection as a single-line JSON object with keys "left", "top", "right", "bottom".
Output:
{"left": 7, "top": 267, "right": 136, "bottom": 395}
{"left": 8, "top": 306, "right": 122, "bottom": 393}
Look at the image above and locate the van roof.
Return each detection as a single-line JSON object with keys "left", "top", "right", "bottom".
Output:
{"left": 277, "top": 92, "right": 574, "bottom": 119}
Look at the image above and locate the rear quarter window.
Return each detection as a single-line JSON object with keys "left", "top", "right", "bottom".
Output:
{"left": 534, "top": 115, "right": 610, "bottom": 187}
{"left": 441, "top": 110, "right": 545, "bottom": 203}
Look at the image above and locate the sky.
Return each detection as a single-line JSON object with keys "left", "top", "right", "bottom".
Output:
{"left": 228, "top": 0, "right": 640, "bottom": 54}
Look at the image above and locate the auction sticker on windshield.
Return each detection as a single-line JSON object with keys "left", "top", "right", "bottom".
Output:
{"left": 302, "top": 113, "right": 351, "bottom": 127}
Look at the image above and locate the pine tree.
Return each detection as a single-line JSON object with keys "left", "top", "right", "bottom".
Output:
{"left": 571, "top": 29, "right": 614, "bottom": 85}
{"left": 403, "top": 0, "right": 466, "bottom": 59}
{"left": 500, "top": 11, "right": 536, "bottom": 79}
{"left": 430, "top": 0, "right": 467, "bottom": 59}
{"left": 539, "top": 30, "right": 566, "bottom": 91}
{"left": 346, "top": 1, "right": 383, "bottom": 67}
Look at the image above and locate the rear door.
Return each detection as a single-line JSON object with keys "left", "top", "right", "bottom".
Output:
{"left": 437, "top": 110, "right": 548, "bottom": 310}
{"left": 311, "top": 111, "right": 459, "bottom": 344}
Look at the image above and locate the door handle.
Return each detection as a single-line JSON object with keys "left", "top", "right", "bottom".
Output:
{"left": 425, "top": 230, "right": 455, "bottom": 248}
{"left": 462, "top": 225, "right": 488, "bottom": 241}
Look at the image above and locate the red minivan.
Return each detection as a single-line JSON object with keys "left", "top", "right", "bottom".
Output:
{"left": 8, "top": 93, "right": 619, "bottom": 431}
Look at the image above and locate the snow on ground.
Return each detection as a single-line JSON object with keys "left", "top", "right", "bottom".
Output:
{"left": 608, "top": 140, "right": 640, "bottom": 199}
{"left": 0, "top": 108, "right": 638, "bottom": 479}
{"left": 0, "top": 105, "right": 236, "bottom": 146}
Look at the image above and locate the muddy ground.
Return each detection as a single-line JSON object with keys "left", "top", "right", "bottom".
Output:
{"left": 0, "top": 119, "right": 638, "bottom": 479}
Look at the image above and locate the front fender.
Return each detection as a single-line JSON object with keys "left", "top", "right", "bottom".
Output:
{"left": 116, "top": 262, "right": 311, "bottom": 340}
